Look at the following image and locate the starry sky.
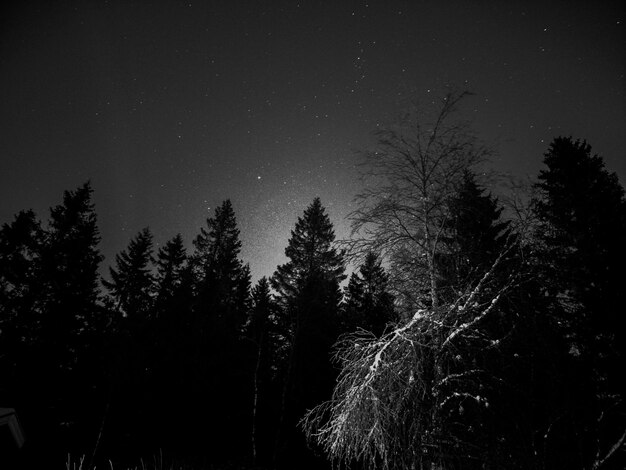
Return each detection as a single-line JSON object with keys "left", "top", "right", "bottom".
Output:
{"left": 0, "top": 0, "right": 624, "bottom": 281}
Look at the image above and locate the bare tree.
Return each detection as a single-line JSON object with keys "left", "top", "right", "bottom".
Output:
{"left": 302, "top": 243, "right": 518, "bottom": 470}
{"left": 346, "top": 89, "right": 490, "bottom": 313}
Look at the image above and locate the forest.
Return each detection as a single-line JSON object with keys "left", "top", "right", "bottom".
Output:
{"left": 1, "top": 92, "right": 625, "bottom": 469}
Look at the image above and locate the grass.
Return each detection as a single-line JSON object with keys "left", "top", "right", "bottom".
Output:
{"left": 66, "top": 452, "right": 262, "bottom": 470}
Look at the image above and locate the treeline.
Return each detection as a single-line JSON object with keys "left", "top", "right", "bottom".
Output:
{"left": 0, "top": 187, "right": 392, "bottom": 468}
{"left": 1, "top": 95, "right": 625, "bottom": 469}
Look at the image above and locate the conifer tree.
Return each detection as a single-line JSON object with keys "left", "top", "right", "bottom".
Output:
{"left": 273, "top": 198, "right": 345, "bottom": 304}
{"left": 32, "top": 182, "right": 104, "bottom": 453}
{"left": 0, "top": 210, "right": 44, "bottom": 398}
{"left": 39, "top": 182, "right": 103, "bottom": 370}
{"left": 534, "top": 137, "right": 626, "bottom": 345}
{"left": 149, "top": 234, "right": 194, "bottom": 451}
{"left": 533, "top": 137, "right": 626, "bottom": 468}
{"left": 192, "top": 199, "right": 250, "bottom": 328}
{"left": 272, "top": 197, "right": 345, "bottom": 468}
{"left": 245, "top": 277, "right": 279, "bottom": 466}
{"left": 342, "top": 252, "right": 395, "bottom": 336}
{"left": 154, "top": 233, "right": 187, "bottom": 310}
{"left": 100, "top": 227, "right": 157, "bottom": 452}
{"left": 437, "top": 171, "right": 513, "bottom": 301}
{"left": 104, "top": 227, "right": 155, "bottom": 321}
{"left": 189, "top": 200, "right": 251, "bottom": 459}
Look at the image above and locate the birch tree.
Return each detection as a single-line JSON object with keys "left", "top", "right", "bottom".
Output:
{"left": 347, "top": 90, "right": 490, "bottom": 314}
{"left": 302, "top": 243, "right": 519, "bottom": 469}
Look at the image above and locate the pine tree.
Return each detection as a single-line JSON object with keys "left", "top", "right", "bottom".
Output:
{"left": 342, "top": 252, "right": 395, "bottom": 336}
{"left": 0, "top": 210, "right": 44, "bottom": 398}
{"left": 273, "top": 198, "right": 345, "bottom": 304}
{"left": 272, "top": 197, "right": 345, "bottom": 468}
{"left": 192, "top": 199, "right": 250, "bottom": 327}
{"left": 244, "top": 277, "right": 280, "bottom": 466}
{"left": 39, "top": 181, "right": 103, "bottom": 370}
{"left": 534, "top": 137, "right": 626, "bottom": 343}
{"left": 104, "top": 227, "right": 155, "bottom": 321}
{"left": 437, "top": 171, "right": 513, "bottom": 301}
{"left": 154, "top": 233, "right": 187, "bottom": 311}
{"left": 533, "top": 137, "right": 626, "bottom": 468}
{"left": 33, "top": 182, "right": 104, "bottom": 454}
{"left": 189, "top": 200, "right": 251, "bottom": 460}
{"left": 143, "top": 234, "right": 194, "bottom": 452}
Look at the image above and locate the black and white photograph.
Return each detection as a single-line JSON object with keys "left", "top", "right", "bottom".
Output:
{"left": 0, "top": 1, "right": 624, "bottom": 468}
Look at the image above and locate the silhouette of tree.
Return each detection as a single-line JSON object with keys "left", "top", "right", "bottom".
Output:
{"left": 437, "top": 170, "right": 513, "bottom": 302}
{"left": 39, "top": 182, "right": 103, "bottom": 354}
{"left": 532, "top": 136, "right": 626, "bottom": 469}
{"left": 192, "top": 199, "right": 250, "bottom": 329}
{"left": 342, "top": 252, "right": 395, "bottom": 336}
{"left": 32, "top": 182, "right": 104, "bottom": 458}
{"left": 189, "top": 199, "right": 251, "bottom": 460}
{"left": 154, "top": 233, "right": 187, "bottom": 311}
{"left": 103, "top": 227, "right": 155, "bottom": 321}
{"left": 244, "top": 277, "right": 280, "bottom": 466}
{"left": 0, "top": 210, "right": 44, "bottom": 398}
{"left": 272, "top": 197, "right": 345, "bottom": 468}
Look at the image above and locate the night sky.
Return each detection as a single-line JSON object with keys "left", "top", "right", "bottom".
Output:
{"left": 1, "top": 1, "right": 624, "bottom": 281}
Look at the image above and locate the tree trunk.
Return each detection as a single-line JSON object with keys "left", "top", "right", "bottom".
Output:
{"left": 251, "top": 330, "right": 264, "bottom": 465}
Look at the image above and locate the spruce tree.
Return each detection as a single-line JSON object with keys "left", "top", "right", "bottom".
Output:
{"left": 104, "top": 227, "right": 155, "bottom": 321}
{"left": 150, "top": 234, "right": 195, "bottom": 452}
{"left": 342, "top": 252, "right": 395, "bottom": 336}
{"left": 155, "top": 233, "right": 187, "bottom": 309}
{"left": 192, "top": 199, "right": 250, "bottom": 328}
{"left": 0, "top": 210, "right": 44, "bottom": 400}
{"left": 533, "top": 137, "right": 626, "bottom": 468}
{"left": 272, "top": 197, "right": 345, "bottom": 468}
{"left": 101, "top": 228, "right": 158, "bottom": 453}
{"left": 36, "top": 182, "right": 104, "bottom": 455}
{"left": 190, "top": 200, "right": 251, "bottom": 460}
{"left": 437, "top": 171, "right": 513, "bottom": 301}
{"left": 36, "top": 181, "right": 103, "bottom": 382}
{"left": 534, "top": 137, "right": 626, "bottom": 344}
{"left": 245, "top": 277, "right": 280, "bottom": 466}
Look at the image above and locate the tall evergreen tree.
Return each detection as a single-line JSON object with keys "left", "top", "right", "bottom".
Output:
{"left": 101, "top": 228, "right": 158, "bottom": 457}
{"left": 103, "top": 227, "right": 155, "bottom": 321}
{"left": 342, "top": 252, "right": 395, "bottom": 336}
{"left": 272, "top": 197, "right": 345, "bottom": 469}
{"left": 148, "top": 234, "right": 195, "bottom": 455}
{"left": 273, "top": 198, "right": 345, "bottom": 303}
{"left": 437, "top": 171, "right": 513, "bottom": 301}
{"left": 532, "top": 136, "right": 626, "bottom": 468}
{"left": 34, "top": 182, "right": 104, "bottom": 459}
{"left": 244, "top": 277, "right": 280, "bottom": 466}
{"left": 534, "top": 137, "right": 626, "bottom": 346}
{"left": 189, "top": 200, "right": 251, "bottom": 461}
{"left": 40, "top": 182, "right": 103, "bottom": 352}
{"left": 0, "top": 210, "right": 44, "bottom": 400}
{"left": 154, "top": 233, "right": 187, "bottom": 310}
{"left": 192, "top": 199, "right": 250, "bottom": 328}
